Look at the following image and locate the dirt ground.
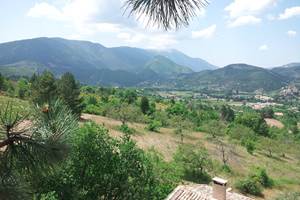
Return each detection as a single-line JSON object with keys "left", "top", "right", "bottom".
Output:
{"left": 264, "top": 118, "right": 284, "bottom": 129}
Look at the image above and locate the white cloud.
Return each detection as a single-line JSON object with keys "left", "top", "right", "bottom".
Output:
{"left": 259, "top": 44, "right": 268, "bottom": 51}
{"left": 279, "top": 6, "right": 300, "bottom": 20}
{"left": 192, "top": 25, "right": 216, "bottom": 39}
{"left": 225, "top": 0, "right": 276, "bottom": 19}
{"left": 117, "top": 32, "right": 177, "bottom": 49}
{"left": 27, "top": 0, "right": 124, "bottom": 35}
{"left": 225, "top": 0, "right": 276, "bottom": 28}
{"left": 228, "top": 15, "right": 261, "bottom": 27}
{"left": 27, "top": 2, "right": 63, "bottom": 20}
{"left": 27, "top": 0, "right": 179, "bottom": 49}
{"left": 287, "top": 30, "right": 297, "bottom": 37}
{"left": 147, "top": 34, "right": 178, "bottom": 49}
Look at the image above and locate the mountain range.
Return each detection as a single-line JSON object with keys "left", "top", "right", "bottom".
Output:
{"left": 0, "top": 37, "right": 215, "bottom": 86}
{"left": 0, "top": 37, "right": 299, "bottom": 92}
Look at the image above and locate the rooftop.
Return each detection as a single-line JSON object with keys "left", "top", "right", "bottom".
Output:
{"left": 165, "top": 184, "right": 253, "bottom": 200}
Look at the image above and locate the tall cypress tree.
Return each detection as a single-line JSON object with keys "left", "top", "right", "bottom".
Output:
{"left": 57, "top": 72, "right": 83, "bottom": 117}
{"left": 140, "top": 96, "right": 150, "bottom": 114}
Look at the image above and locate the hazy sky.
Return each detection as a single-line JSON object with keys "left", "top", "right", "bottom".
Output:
{"left": 0, "top": 0, "right": 299, "bottom": 67}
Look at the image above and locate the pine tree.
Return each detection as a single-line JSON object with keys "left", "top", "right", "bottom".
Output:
{"left": 0, "top": 73, "right": 4, "bottom": 91}
{"left": 31, "top": 71, "right": 57, "bottom": 105}
{"left": 0, "top": 100, "right": 77, "bottom": 200}
{"left": 140, "top": 96, "right": 150, "bottom": 114}
{"left": 57, "top": 72, "right": 83, "bottom": 117}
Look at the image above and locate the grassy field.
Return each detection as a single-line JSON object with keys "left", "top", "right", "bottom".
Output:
{"left": 0, "top": 95, "right": 31, "bottom": 114}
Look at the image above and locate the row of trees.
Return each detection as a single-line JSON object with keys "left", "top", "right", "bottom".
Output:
{"left": 30, "top": 72, "right": 83, "bottom": 117}
{"left": 0, "top": 72, "right": 83, "bottom": 117}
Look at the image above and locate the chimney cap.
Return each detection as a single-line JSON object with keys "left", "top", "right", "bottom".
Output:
{"left": 213, "top": 177, "right": 228, "bottom": 185}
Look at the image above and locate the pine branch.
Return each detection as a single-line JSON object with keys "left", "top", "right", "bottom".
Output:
{"left": 124, "top": 0, "right": 209, "bottom": 30}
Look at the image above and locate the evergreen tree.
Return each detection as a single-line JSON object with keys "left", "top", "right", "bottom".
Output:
{"left": 31, "top": 71, "right": 57, "bottom": 105}
{"left": 17, "top": 78, "right": 29, "bottom": 99}
{"left": 0, "top": 73, "right": 4, "bottom": 91}
{"left": 0, "top": 100, "right": 77, "bottom": 200}
{"left": 34, "top": 123, "right": 163, "bottom": 199}
{"left": 123, "top": 89, "right": 137, "bottom": 104}
{"left": 57, "top": 72, "right": 83, "bottom": 117}
{"left": 140, "top": 96, "right": 150, "bottom": 114}
{"left": 220, "top": 105, "right": 235, "bottom": 122}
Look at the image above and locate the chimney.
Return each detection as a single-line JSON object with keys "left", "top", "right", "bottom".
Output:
{"left": 212, "top": 177, "right": 227, "bottom": 200}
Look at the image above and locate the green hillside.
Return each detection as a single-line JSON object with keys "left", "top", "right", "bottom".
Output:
{"left": 0, "top": 37, "right": 197, "bottom": 85}
{"left": 174, "top": 64, "right": 288, "bottom": 92}
{"left": 145, "top": 55, "right": 193, "bottom": 77}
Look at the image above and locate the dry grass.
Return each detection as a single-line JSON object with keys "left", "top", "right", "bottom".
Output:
{"left": 82, "top": 113, "right": 205, "bottom": 160}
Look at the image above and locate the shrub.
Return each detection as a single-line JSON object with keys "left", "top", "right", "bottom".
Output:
{"left": 229, "top": 124, "right": 256, "bottom": 141}
{"left": 152, "top": 111, "right": 170, "bottom": 127}
{"left": 235, "top": 178, "right": 263, "bottom": 196}
{"left": 84, "top": 104, "right": 102, "bottom": 115}
{"left": 235, "top": 112, "right": 269, "bottom": 136}
{"left": 146, "top": 120, "right": 162, "bottom": 132}
{"left": 174, "top": 144, "right": 212, "bottom": 184}
{"left": 220, "top": 105, "right": 235, "bottom": 122}
{"left": 251, "top": 167, "right": 274, "bottom": 188}
{"left": 221, "top": 164, "right": 232, "bottom": 173}
{"left": 87, "top": 96, "right": 98, "bottom": 105}
{"left": 140, "top": 96, "right": 150, "bottom": 114}
{"left": 260, "top": 107, "right": 274, "bottom": 118}
{"left": 40, "top": 192, "right": 58, "bottom": 200}
{"left": 201, "top": 120, "right": 226, "bottom": 138}
{"left": 244, "top": 140, "right": 256, "bottom": 155}
{"left": 146, "top": 150, "right": 183, "bottom": 198}
{"left": 236, "top": 167, "right": 273, "bottom": 196}
{"left": 119, "top": 124, "right": 135, "bottom": 135}
{"left": 59, "top": 122, "right": 161, "bottom": 199}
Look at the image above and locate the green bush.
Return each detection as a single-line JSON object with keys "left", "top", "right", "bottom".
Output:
{"left": 235, "top": 178, "right": 263, "bottom": 196}
{"left": 34, "top": 122, "right": 166, "bottom": 199}
{"left": 146, "top": 120, "right": 162, "bottom": 132}
{"left": 146, "top": 150, "right": 183, "bottom": 198}
{"left": 200, "top": 120, "right": 226, "bottom": 138}
{"left": 244, "top": 140, "right": 256, "bottom": 155}
{"left": 221, "top": 164, "right": 232, "bottom": 173}
{"left": 260, "top": 107, "right": 274, "bottom": 118}
{"left": 119, "top": 124, "right": 135, "bottom": 135}
{"left": 174, "top": 144, "right": 212, "bottom": 184}
{"left": 87, "top": 96, "right": 98, "bottom": 105}
{"left": 236, "top": 167, "right": 273, "bottom": 196}
{"left": 40, "top": 192, "right": 58, "bottom": 200}
{"left": 251, "top": 167, "right": 274, "bottom": 188}
{"left": 84, "top": 104, "right": 102, "bottom": 115}
{"left": 235, "top": 112, "right": 269, "bottom": 136}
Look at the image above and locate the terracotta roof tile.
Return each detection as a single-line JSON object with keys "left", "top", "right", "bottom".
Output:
{"left": 166, "top": 185, "right": 253, "bottom": 200}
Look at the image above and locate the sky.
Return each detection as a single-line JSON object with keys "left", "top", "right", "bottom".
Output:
{"left": 0, "top": 0, "right": 300, "bottom": 67}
